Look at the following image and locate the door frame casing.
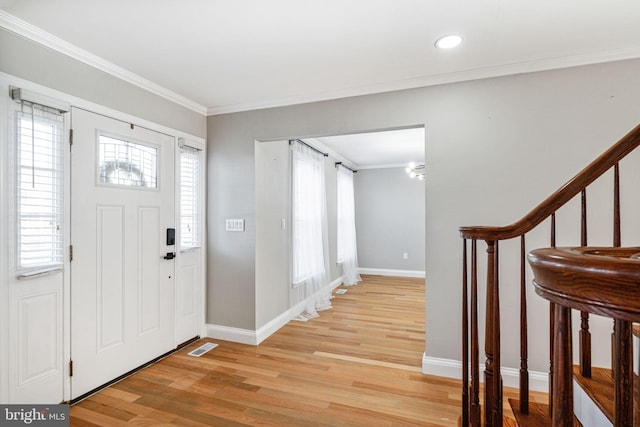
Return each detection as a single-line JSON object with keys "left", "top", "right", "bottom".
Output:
{"left": 0, "top": 72, "right": 207, "bottom": 403}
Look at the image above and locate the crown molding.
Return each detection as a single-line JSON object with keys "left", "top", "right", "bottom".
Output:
{"left": 3, "top": 10, "right": 640, "bottom": 118}
{"left": 207, "top": 46, "right": 640, "bottom": 116}
{"left": 0, "top": 11, "right": 207, "bottom": 115}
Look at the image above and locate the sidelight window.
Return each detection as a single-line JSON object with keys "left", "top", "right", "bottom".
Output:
{"left": 15, "top": 102, "right": 65, "bottom": 270}
{"left": 179, "top": 145, "right": 201, "bottom": 249}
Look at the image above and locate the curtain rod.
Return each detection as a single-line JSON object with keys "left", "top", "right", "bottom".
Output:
{"left": 335, "top": 162, "right": 357, "bottom": 173}
{"left": 289, "top": 139, "right": 328, "bottom": 157}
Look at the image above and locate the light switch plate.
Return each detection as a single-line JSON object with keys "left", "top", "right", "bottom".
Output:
{"left": 226, "top": 218, "right": 245, "bottom": 231}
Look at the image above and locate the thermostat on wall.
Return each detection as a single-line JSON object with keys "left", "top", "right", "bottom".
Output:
{"left": 226, "top": 218, "right": 245, "bottom": 231}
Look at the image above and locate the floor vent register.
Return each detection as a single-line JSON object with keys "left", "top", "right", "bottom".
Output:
{"left": 188, "top": 342, "right": 218, "bottom": 357}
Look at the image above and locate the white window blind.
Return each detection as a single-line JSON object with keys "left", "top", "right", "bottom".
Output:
{"left": 179, "top": 146, "right": 201, "bottom": 249}
{"left": 15, "top": 102, "right": 65, "bottom": 270}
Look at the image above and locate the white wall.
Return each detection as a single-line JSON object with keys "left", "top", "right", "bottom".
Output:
{"left": 354, "top": 167, "right": 425, "bottom": 273}
{"left": 208, "top": 58, "right": 640, "bottom": 374}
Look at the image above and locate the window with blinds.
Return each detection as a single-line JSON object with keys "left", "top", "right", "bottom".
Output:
{"left": 179, "top": 146, "right": 201, "bottom": 249}
{"left": 15, "top": 103, "right": 65, "bottom": 270}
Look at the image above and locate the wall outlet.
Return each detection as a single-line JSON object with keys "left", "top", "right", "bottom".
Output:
{"left": 403, "top": 252, "right": 409, "bottom": 260}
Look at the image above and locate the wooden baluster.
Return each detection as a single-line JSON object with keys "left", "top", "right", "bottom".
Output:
{"left": 462, "top": 239, "right": 469, "bottom": 426}
{"left": 611, "top": 164, "right": 621, "bottom": 381}
{"left": 551, "top": 212, "right": 556, "bottom": 248}
{"left": 549, "top": 213, "right": 556, "bottom": 418}
{"left": 579, "top": 312, "right": 591, "bottom": 377}
{"left": 552, "top": 304, "right": 574, "bottom": 427}
{"left": 484, "top": 240, "right": 497, "bottom": 427}
{"left": 581, "top": 189, "right": 587, "bottom": 246}
{"left": 614, "top": 319, "right": 633, "bottom": 427}
{"left": 579, "top": 190, "right": 592, "bottom": 378}
{"left": 492, "top": 241, "right": 502, "bottom": 427}
{"left": 613, "top": 162, "right": 621, "bottom": 247}
{"left": 470, "top": 240, "right": 480, "bottom": 426}
{"left": 519, "top": 234, "right": 529, "bottom": 414}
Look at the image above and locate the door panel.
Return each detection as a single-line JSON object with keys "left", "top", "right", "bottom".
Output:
{"left": 14, "top": 286, "right": 63, "bottom": 402}
{"left": 70, "top": 108, "right": 175, "bottom": 399}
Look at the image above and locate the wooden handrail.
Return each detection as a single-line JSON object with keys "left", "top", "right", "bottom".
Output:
{"left": 529, "top": 247, "right": 640, "bottom": 426}
{"left": 460, "top": 124, "right": 640, "bottom": 426}
{"left": 460, "top": 124, "right": 640, "bottom": 241}
{"left": 529, "top": 247, "right": 640, "bottom": 321}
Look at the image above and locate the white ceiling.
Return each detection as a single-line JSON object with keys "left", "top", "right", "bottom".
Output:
{"left": 2, "top": 0, "right": 640, "bottom": 117}
{"left": 309, "top": 127, "right": 425, "bottom": 169}
{"left": 1, "top": 1, "right": 639, "bottom": 168}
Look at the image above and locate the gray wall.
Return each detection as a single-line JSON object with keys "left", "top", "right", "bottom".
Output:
{"left": 208, "top": 58, "right": 640, "bottom": 370}
{"left": 0, "top": 28, "right": 206, "bottom": 138}
{"left": 354, "top": 167, "right": 425, "bottom": 272}
{"left": 255, "top": 140, "right": 342, "bottom": 328}
{"left": 255, "top": 140, "right": 290, "bottom": 327}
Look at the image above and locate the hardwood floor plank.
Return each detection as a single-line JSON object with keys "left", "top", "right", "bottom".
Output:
{"left": 70, "top": 275, "right": 544, "bottom": 426}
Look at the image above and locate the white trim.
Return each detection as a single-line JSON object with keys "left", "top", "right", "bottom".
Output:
{"left": 0, "top": 11, "right": 207, "bottom": 115}
{"left": 422, "top": 354, "right": 549, "bottom": 393}
{"left": 288, "top": 277, "right": 344, "bottom": 318}
{"left": 356, "top": 164, "right": 411, "bottom": 170}
{"left": 255, "top": 310, "right": 292, "bottom": 345}
{"left": 207, "top": 46, "right": 640, "bottom": 115}
{"left": 574, "top": 378, "right": 611, "bottom": 427}
{"left": 358, "top": 268, "right": 425, "bottom": 278}
{"left": 0, "top": 72, "right": 205, "bottom": 145}
{"left": 0, "top": 78, "right": 10, "bottom": 403}
{"left": 205, "top": 324, "right": 258, "bottom": 346}
{"left": 206, "top": 277, "right": 345, "bottom": 346}
{"left": 4, "top": 10, "right": 640, "bottom": 118}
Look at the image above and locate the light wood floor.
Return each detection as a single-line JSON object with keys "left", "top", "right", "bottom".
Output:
{"left": 70, "top": 275, "right": 546, "bottom": 426}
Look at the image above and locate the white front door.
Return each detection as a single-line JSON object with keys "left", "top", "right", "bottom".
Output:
{"left": 70, "top": 108, "right": 176, "bottom": 399}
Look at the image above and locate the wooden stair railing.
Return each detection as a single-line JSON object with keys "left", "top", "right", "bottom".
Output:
{"left": 459, "top": 124, "right": 640, "bottom": 426}
{"left": 529, "top": 247, "right": 640, "bottom": 426}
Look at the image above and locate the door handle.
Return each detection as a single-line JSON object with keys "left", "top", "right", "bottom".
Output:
{"left": 163, "top": 252, "right": 176, "bottom": 260}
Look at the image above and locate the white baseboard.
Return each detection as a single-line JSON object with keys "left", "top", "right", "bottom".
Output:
{"left": 422, "top": 353, "right": 548, "bottom": 392}
{"left": 288, "top": 276, "right": 344, "bottom": 320}
{"left": 358, "top": 268, "right": 425, "bottom": 278}
{"left": 206, "top": 276, "right": 345, "bottom": 346}
{"left": 205, "top": 324, "right": 258, "bottom": 345}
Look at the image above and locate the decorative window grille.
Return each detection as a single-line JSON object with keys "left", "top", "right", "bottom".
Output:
{"left": 15, "top": 103, "right": 65, "bottom": 270}
{"left": 98, "top": 134, "right": 158, "bottom": 188}
{"left": 179, "top": 146, "right": 201, "bottom": 249}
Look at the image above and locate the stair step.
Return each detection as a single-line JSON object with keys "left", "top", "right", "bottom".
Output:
{"left": 573, "top": 365, "right": 640, "bottom": 426}
{"left": 573, "top": 365, "right": 614, "bottom": 424}
{"left": 508, "top": 399, "right": 582, "bottom": 426}
{"left": 458, "top": 412, "right": 517, "bottom": 427}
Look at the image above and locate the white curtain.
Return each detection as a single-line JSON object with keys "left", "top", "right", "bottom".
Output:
{"left": 291, "top": 141, "right": 331, "bottom": 320}
{"left": 337, "top": 165, "right": 361, "bottom": 285}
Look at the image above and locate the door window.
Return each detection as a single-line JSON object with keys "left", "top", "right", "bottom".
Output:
{"left": 98, "top": 134, "right": 158, "bottom": 189}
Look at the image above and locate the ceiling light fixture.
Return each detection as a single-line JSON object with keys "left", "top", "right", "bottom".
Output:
{"left": 405, "top": 162, "right": 425, "bottom": 180}
{"left": 434, "top": 34, "right": 463, "bottom": 49}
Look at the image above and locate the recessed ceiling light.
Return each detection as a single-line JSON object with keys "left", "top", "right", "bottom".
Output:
{"left": 434, "top": 34, "right": 463, "bottom": 49}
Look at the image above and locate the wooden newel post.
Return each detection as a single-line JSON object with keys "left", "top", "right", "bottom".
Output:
{"left": 552, "top": 304, "right": 573, "bottom": 427}
{"left": 484, "top": 240, "right": 502, "bottom": 427}
{"left": 613, "top": 319, "right": 633, "bottom": 427}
